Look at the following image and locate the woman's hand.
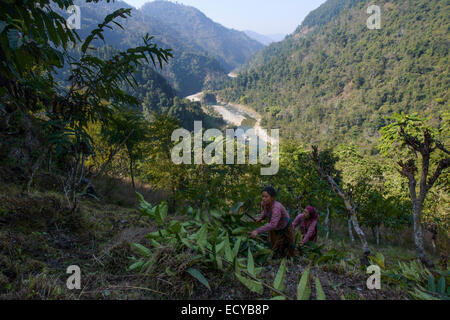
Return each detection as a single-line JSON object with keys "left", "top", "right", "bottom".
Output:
{"left": 255, "top": 217, "right": 263, "bottom": 223}
{"left": 249, "top": 230, "right": 259, "bottom": 238}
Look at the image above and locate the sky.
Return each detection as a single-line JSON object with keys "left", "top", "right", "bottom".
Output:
{"left": 123, "top": 0, "right": 327, "bottom": 35}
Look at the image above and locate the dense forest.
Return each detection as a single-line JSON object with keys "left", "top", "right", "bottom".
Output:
{"left": 0, "top": 0, "right": 448, "bottom": 301}
{"left": 218, "top": 0, "right": 449, "bottom": 153}
{"left": 64, "top": 0, "right": 262, "bottom": 97}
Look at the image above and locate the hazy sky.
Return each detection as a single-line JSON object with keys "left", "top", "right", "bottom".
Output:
{"left": 123, "top": 0, "right": 327, "bottom": 35}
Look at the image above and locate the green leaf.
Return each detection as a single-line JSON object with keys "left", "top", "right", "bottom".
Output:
{"left": 136, "top": 191, "right": 144, "bottom": 202}
{"left": 232, "top": 227, "right": 249, "bottom": 235}
{"left": 255, "top": 247, "right": 272, "bottom": 257}
{"left": 195, "top": 224, "right": 209, "bottom": 252}
{"left": 194, "top": 208, "right": 201, "bottom": 221}
{"left": 181, "top": 238, "right": 196, "bottom": 250}
{"left": 150, "top": 239, "right": 161, "bottom": 247}
{"left": 158, "top": 202, "right": 168, "bottom": 225}
{"left": 235, "top": 272, "right": 263, "bottom": 295}
{"left": 270, "top": 296, "right": 286, "bottom": 300}
{"left": 216, "top": 240, "right": 225, "bottom": 254}
{"left": 186, "top": 268, "right": 211, "bottom": 291}
{"left": 7, "top": 29, "right": 22, "bottom": 50}
{"left": 224, "top": 235, "right": 233, "bottom": 262}
{"left": 410, "top": 288, "right": 439, "bottom": 300}
{"left": 168, "top": 221, "right": 182, "bottom": 234}
{"left": 297, "top": 266, "right": 311, "bottom": 300}
{"left": 165, "top": 267, "right": 176, "bottom": 277}
{"left": 0, "top": 21, "right": 8, "bottom": 35}
{"left": 132, "top": 243, "right": 152, "bottom": 257}
{"left": 128, "top": 260, "right": 144, "bottom": 271}
{"left": 437, "top": 277, "right": 445, "bottom": 296}
{"left": 232, "top": 237, "right": 242, "bottom": 258}
{"left": 315, "top": 277, "right": 326, "bottom": 300}
{"left": 247, "top": 248, "right": 255, "bottom": 277}
{"left": 273, "top": 258, "right": 287, "bottom": 292}
{"left": 428, "top": 276, "right": 436, "bottom": 292}
{"left": 216, "top": 251, "right": 223, "bottom": 270}
{"left": 369, "top": 252, "right": 385, "bottom": 269}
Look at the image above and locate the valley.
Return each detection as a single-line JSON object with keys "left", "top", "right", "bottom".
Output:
{"left": 0, "top": 0, "right": 448, "bottom": 302}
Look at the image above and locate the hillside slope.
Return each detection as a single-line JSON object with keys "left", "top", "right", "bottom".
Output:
{"left": 71, "top": 0, "right": 262, "bottom": 96}
{"left": 219, "top": 0, "right": 449, "bottom": 153}
{"left": 141, "top": 1, "right": 264, "bottom": 72}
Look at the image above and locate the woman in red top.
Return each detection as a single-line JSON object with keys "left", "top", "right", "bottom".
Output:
{"left": 292, "top": 205, "right": 319, "bottom": 248}
{"left": 249, "top": 186, "right": 297, "bottom": 257}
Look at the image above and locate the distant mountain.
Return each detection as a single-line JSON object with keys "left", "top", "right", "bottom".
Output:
{"left": 140, "top": 1, "right": 264, "bottom": 72}
{"left": 244, "top": 31, "right": 286, "bottom": 46}
{"left": 53, "top": 1, "right": 230, "bottom": 129}
{"left": 69, "top": 0, "right": 262, "bottom": 97}
{"left": 219, "top": 0, "right": 449, "bottom": 153}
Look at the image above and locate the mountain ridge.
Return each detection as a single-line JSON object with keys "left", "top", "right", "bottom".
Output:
{"left": 218, "top": 0, "right": 449, "bottom": 153}
{"left": 70, "top": 0, "right": 262, "bottom": 96}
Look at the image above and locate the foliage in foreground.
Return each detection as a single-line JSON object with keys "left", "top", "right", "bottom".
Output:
{"left": 129, "top": 193, "right": 329, "bottom": 300}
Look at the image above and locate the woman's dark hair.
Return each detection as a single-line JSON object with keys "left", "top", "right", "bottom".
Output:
{"left": 262, "top": 186, "right": 277, "bottom": 198}
{"left": 305, "top": 205, "right": 318, "bottom": 219}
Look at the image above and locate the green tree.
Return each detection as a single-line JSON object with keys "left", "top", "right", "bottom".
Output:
{"left": 379, "top": 113, "right": 450, "bottom": 266}
{"left": 101, "top": 108, "right": 148, "bottom": 190}
{"left": 0, "top": 0, "right": 172, "bottom": 209}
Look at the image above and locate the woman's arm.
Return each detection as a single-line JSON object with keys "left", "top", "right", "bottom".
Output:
{"left": 292, "top": 213, "right": 304, "bottom": 228}
{"left": 301, "top": 220, "right": 318, "bottom": 244}
{"left": 256, "top": 202, "right": 266, "bottom": 222}
{"left": 255, "top": 206, "right": 282, "bottom": 234}
{"left": 256, "top": 211, "right": 265, "bottom": 222}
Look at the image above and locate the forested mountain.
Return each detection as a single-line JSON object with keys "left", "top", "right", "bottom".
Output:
{"left": 219, "top": 0, "right": 449, "bottom": 153}
{"left": 1, "top": 0, "right": 449, "bottom": 301}
{"left": 140, "top": 1, "right": 264, "bottom": 72}
{"left": 69, "top": 0, "right": 262, "bottom": 97}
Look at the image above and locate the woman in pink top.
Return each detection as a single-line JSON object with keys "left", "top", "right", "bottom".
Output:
{"left": 292, "top": 205, "right": 319, "bottom": 247}
{"left": 249, "top": 186, "right": 297, "bottom": 257}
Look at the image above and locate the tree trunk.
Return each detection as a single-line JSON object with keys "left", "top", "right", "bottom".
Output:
{"left": 412, "top": 200, "right": 433, "bottom": 266}
{"left": 129, "top": 156, "right": 135, "bottom": 191}
{"left": 395, "top": 128, "right": 449, "bottom": 267}
{"left": 312, "top": 146, "right": 370, "bottom": 255}
{"left": 325, "top": 203, "right": 330, "bottom": 240}
{"left": 26, "top": 145, "right": 49, "bottom": 192}
{"left": 375, "top": 224, "right": 380, "bottom": 246}
{"left": 403, "top": 165, "right": 434, "bottom": 267}
{"left": 348, "top": 217, "right": 355, "bottom": 243}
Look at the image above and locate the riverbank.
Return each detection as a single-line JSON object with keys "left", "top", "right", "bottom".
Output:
{"left": 185, "top": 92, "right": 276, "bottom": 144}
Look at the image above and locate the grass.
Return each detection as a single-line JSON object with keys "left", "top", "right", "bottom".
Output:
{"left": 0, "top": 168, "right": 447, "bottom": 300}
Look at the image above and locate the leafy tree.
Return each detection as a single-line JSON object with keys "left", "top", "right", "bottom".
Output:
{"left": 101, "top": 108, "right": 148, "bottom": 190}
{"left": 0, "top": 0, "right": 172, "bottom": 209}
{"left": 379, "top": 113, "right": 449, "bottom": 266}
{"left": 311, "top": 145, "right": 371, "bottom": 256}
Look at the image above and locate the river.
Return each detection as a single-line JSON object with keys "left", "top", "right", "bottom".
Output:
{"left": 185, "top": 92, "right": 275, "bottom": 145}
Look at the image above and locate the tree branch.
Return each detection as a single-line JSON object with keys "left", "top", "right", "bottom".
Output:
{"left": 427, "top": 157, "right": 450, "bottom": 191}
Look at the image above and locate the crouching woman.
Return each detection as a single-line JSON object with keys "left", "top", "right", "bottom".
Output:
{"left": 292, "top": 205, "right": 319, "bottom": 249}
{"left": 249, "top": 186, "right": 297, "bottom": 257}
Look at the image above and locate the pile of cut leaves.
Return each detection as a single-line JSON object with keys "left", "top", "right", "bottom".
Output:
{"left": 128, "top": 193, "right": 326, "bottom": 300}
